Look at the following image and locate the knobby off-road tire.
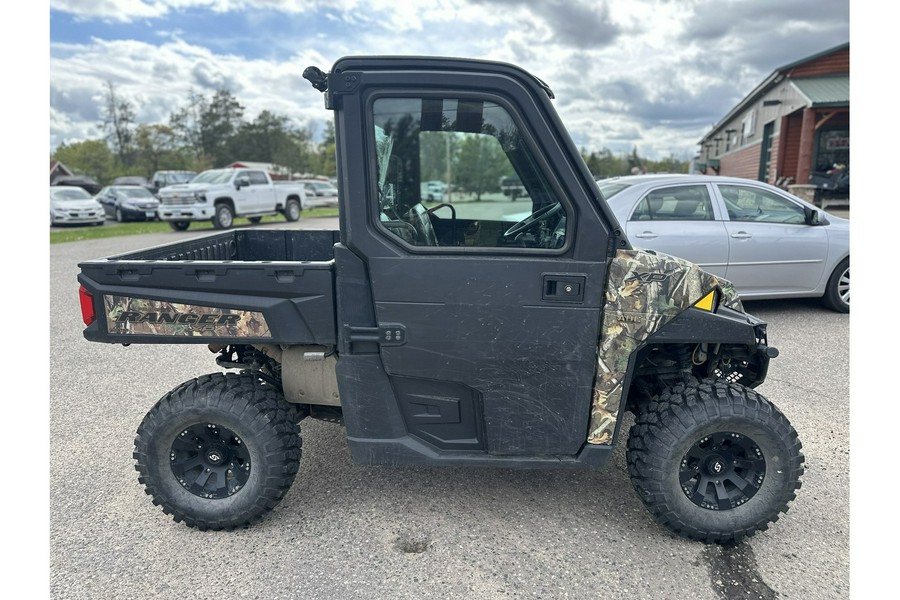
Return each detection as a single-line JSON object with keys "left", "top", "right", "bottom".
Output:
{"left": 822, "top": 257, "right": 849, "bottom": 313}
{"left": 626, "top": 379, "right": 804, "bottom": 544}
{"left": 133, "top": 373, "right": 301, "bottom": 530}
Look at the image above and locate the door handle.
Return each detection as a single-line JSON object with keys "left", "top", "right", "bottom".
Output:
{"left": 542, "top": 275, "right": 585, "bottom": 302}
{"left": 635, "top": 231, "right": 658, "bottom": 239}
{"left": 730, "top": 232, "right": 753, "bottom": 239}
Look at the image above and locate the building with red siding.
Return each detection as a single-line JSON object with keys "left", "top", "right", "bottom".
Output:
{"left": 696, "top": 43, "right": 849, "bottom": 190}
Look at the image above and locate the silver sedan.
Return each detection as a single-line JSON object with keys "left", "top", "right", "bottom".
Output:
{"left": 597, "top": 174, "right": 849, "bottom": 312}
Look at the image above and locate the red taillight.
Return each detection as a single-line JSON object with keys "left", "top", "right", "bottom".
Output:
{"left": 79, "top": 285, "right": 96, "bottom": 326}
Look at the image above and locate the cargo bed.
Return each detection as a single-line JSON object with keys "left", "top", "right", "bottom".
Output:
{"left": 78, "top": 230, "right": 340, "bottom": 345}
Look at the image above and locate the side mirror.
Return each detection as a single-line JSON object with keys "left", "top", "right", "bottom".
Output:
{"left": 236, "top": 176, "right": 250, "bottom": 189}
{"left": 804, "top": 206, "right": 821, "bottom": 226}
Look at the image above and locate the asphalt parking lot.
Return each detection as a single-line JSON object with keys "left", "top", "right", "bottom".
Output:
{"left": 49, "top": 217, "right": 849, "bottom": 599}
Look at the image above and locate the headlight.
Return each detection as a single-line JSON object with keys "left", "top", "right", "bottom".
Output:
{"left": 194, "top": 192, "right": 207, "bottom": 203}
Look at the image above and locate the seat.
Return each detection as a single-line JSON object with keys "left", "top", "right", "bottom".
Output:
{"left": 673, "top": 198, "right": 701, "bottom": 219}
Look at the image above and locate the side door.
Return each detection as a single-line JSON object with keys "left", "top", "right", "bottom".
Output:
{"left": 335, "top": 69, "right": 615, "bottom": 457}
{"left": 245, "top": 170, "right": 275, "bottom": 212}
{"left": 624, "top": 183, "right": 729, "bottom": 278}
{"left": 714, "top": 183, "right": 829, "bottom": 295}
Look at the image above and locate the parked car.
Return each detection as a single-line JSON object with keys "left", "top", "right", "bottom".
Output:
{"left": 49, "top": 186, "right": 105, "bottom": 227}
{"left": 112, "top": 176, "right": 153, "bottom": 190}
{"left": 420, "top": 180, "right": 447, "bottom": 202}
{"left": 597, "top": 174, "right": 849, "bottom": 312}
{"left": 95, "top": 185, "right": 161, "bottom": 222}
{"left": 157, "top": 168, "right": 305, "bottom": 230}
{"left": 150, "top": 170, "right": 197, "bottom": 195}
{"left": 296, "top": 179, "right": 339, "bottom": 208}
{"left": 51, "top": 175, "right": 102, "bottom": 196}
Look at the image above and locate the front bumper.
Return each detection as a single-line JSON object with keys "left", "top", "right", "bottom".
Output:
{"left": 157, "top": 204, "right": 213, "bottom": 221}
{"left": 51, "top": 209, "right": 104, "bottom": 225}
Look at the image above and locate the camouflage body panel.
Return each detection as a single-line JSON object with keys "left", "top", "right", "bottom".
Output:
{"left": 587, "top": 249, "right": 743, "bottom": 445}
{"left": 103, "top": 295, "right": 271, "bottom": 338}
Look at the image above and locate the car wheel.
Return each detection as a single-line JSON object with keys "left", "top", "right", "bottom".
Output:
{"left": 822, "top": 257, "right": 849, "bottom": 313}
{"left": 213, "top": 204, "right": 235, "bottom": 230}
{"left": 115, "top": 207, "right": 125, "bottom": 223}
{"left": 133, "top": 373, "right": 301, "bottom": 530}
{"left": 248, "top": 217, "right": 262, "bottom": 224}
{"left": 169, "top": 221, "right": 190, "bottom": 231}
{"left": 284, "top": 199, "right": 301, "bottom": 222}
{"left": 626, "top": 379, "right": 804, "bottom": 543}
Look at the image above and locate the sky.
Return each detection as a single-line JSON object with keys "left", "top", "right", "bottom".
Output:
{"left": 48, "top": 0, "right": 850, "bottom": 161}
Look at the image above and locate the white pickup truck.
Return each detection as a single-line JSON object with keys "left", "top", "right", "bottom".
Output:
{"left": 156, "top": 168, "right": 307, "bottom": 231}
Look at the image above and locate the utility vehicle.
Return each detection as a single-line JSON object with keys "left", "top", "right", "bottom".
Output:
{"left": 77, "top": 56, "right": 803, "bottom": 543}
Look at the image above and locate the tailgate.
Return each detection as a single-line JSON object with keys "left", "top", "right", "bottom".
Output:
{"left": 78, "top": 230, "right": 339, "bottom": 345}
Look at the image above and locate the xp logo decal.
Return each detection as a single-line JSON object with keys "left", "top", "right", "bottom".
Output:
{"left": 625, "top": 272, "right": 669, "bottom": 284}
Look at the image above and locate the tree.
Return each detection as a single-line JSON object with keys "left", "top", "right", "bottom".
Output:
{"left": 200, "top": 89, "right": 245, "bottom": 167}
{"left": 52, "top": 139, "right": 117, "bottom": 183}
{"left": 102, "top": 81, "right": 137, "bottom": 168}
{"left": 454, "top": 133, "right": 508, "bottom": 200}
{"left": 132, "top": 124, "right": 192, "bottom": 176}
{"left": 168, "top": 89, "right": 207, "bottom": 160}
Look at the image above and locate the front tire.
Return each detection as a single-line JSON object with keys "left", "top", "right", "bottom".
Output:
{"left": 284, "top": 198, "right": 301, "bottom": 222}
{"left": 133, "top": 373, "right": 301, "bottom": 530}
{"left": 213, "top": 203, "right": 235, "bottom": 230}
{"left": 115, "top": 207, "right": 125, "bottom": 223}
{"left": 626, "top": 379, "right": 803, "bottom": 544}
{"left": 169, "top": 221, "right": 190, "bottom": 231}
{"left": 822, "top": 257, "right": 849, "bottom": 313}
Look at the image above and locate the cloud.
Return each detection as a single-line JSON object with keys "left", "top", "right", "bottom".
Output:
{"left": 49, "top": 1, "right": 850, "bottom": 160}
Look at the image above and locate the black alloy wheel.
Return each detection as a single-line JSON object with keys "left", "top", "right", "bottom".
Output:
{"left": 169, "top": 423, "right": 252, "bottom": 499}
{"left": 679, "top": 431, "right": 765, "bottom": 510}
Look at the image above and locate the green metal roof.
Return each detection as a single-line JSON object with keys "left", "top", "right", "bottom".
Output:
{"left": 790, "top": 76, "right": 849, "bottom": 107}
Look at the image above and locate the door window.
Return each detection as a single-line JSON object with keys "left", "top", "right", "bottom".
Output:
{"left": 247, "top": 171, "right": 269, "bottom": 185}
{"left": 718, "top": 185, "right": 805, "bottom": 224}
{"left": 371, "top": 97, "right": 567, "bottom": 249}
{"left": 631, "top": 185, "right": 714, "bottom": 221}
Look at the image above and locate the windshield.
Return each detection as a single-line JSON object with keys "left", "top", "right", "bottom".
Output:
{"left": 190, "top": 170, "right": 234, "bottom": 185}
{"left": 118, "top": 187, "right": 154, "bottom": 198}
{"left": 596, "top": 181, "right": 633, "bottom": 199}
{"left": 170, "top": 172, "right": 195, "bottom": 184}
{"left": 51, "top": 188, "right": 92, "bottom": 201}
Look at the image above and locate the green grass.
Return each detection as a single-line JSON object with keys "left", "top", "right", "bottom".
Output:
{"left": 50, "top": 208, "right": 340, "bottom": 244}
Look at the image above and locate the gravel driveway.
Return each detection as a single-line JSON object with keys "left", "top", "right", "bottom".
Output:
{"left": 49, "top": 218, "right": 849, "bottom": 599}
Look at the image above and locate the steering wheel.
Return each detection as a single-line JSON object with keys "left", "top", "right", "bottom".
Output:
{"left": 504, "top": 202, "right": 563, "bottom": 237}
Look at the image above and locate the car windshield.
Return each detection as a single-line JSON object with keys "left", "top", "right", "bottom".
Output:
{"left": 596, "top": 181, "right": 633, "bottom": 199}
{"left": 51, "top": 188, "right": 92, "bottom": 201}
{"left": 170, "top": 172, "right": 195, "bottom": 184}
{"left": 190, "top": 170, "right": 234, "bottom": 184}
{"left": 118, "top": 187, "right": 154, "bottom": 198}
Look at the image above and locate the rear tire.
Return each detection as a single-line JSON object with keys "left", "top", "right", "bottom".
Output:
{"left": 169, "top": 221, "right": 190, "bottom": 231}
{"left": 213, "top": 203, "right": 235, "bottom": 230}
{"left": 133, "top": 373, "right": 301, "bottom": 530}
{"left": 284, "top": 198, "right": 301, "bottom": 222}
{"left": 626, "top": 379, "right": 803, "bottom": 544}
{"left": 822, "top": 257, "right": 849, "bottom": 313}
